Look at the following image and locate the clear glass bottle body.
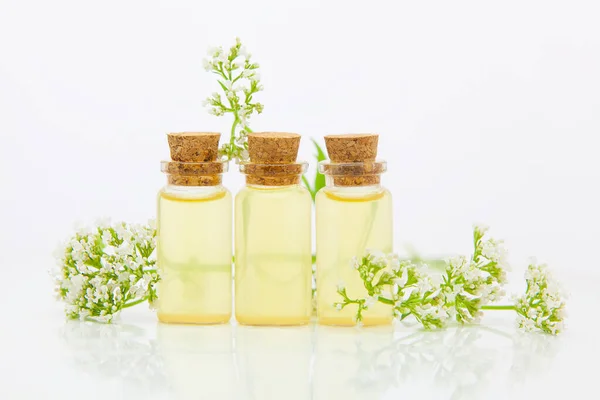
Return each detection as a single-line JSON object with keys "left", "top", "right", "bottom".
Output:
{"left": 157, "top": 184, "right": 232, "bottom": 324}
{"left": 316, "top": 183, "right": 393, "bottom": 326}
{"left": 235, "top": 184, "right": 312, "bottom": 325}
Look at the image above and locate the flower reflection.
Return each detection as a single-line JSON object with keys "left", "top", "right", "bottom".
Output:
{"left": 60, "top": 321, "right": 560, "bottom": 400}
{"left": 59, "top": 320, "right": 167, "bottom": 398}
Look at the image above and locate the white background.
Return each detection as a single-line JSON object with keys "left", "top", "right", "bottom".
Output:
{"left": 0, "top": 1, "right": 598, "bottom": 399}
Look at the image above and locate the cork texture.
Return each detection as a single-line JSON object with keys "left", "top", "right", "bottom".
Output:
{"left": 168, "top": 175, "right": 222, "bottom": 186}
{"left": 164, "top": 132, "right": 223, "bottom": 186}
{"left": 167, "top": 132, "right": 220, "bottom": 162}
{"left": 248, "top": 132, "right": 300, "bottom": 164}
{"left": 243, "top": 163, "right": 304, "bottom": 177}
{"left": 244, "top": 132, "right": 303, "bottom": 186}
{"left": 324, "top": 134, "right": 379, "bottom": 163}
{"left": 332, "top": 175, "right": 380, "bottom": 186}
{"left": 246, "top": 175, "right": 301, "bottom": 186}
{"left": 164, "top": 161, "right": 225, "bottom": 176}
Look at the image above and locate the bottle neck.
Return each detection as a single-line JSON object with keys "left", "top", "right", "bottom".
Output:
{"left": 324, "top": 179, "right": 382, "bottom": 191}
{"left": 323, "top": 174, "right": 382, "bottom": 188}
{"left": 318, "top": 160, "right": 386, "bottom": 188}
{"left": 165, "top": 174, "right": 223, "bottom": 187}
{"left": 246, "top": 182, "right": 302, "bottom": 190}
{"left": 245, "top": 175, "right": 302, "bottom": 187}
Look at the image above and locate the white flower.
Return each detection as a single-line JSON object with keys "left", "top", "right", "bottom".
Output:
{"left": 217, "top": 52, "right": 228, "bottom": 64}
{"left": 118, "top": 272, "right": 131, "bottom": 282}
{"left": 388, "top": 255, "right": 400, "bottom": 272}
{"left": 474, "top": 223, "right": 489, "bottom": 234}
{"left": 207, "top": 46, "right": 220, "bottom": 57}
{"left": 367, "top": 249, "right": 386, "bottom": 266}
{"left": 239, "top": 45, "right": 249, "bottom": 58}
{"left": 202, "top": 58, "right": 213, "bottom": 71}
{"left": 480, "top": 239, "right": 508, "bottom": 264}
{"left": 416, "top": 278, "right": 433, "bottom": 294}
{"left": 336, "top": 280, "right": 345, "bottom": 292}
{"left": 54, "top": 221, "right": 158, "bottom": 323}
{"left": 335, "top": 303, "right": 342, "bottom": 311}
{"left": 514, "top": 263, "right": 566, "bottom": 335}
{"left": 394, "top": 271, "right": 408, "bottom": 287}
{"left": 364, "top": 295, "right": 378, "bottom": 308}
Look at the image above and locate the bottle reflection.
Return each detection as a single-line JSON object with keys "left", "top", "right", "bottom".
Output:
{"left": 60, "top": 320, "right": 561, "bottom": 400}
{"left": 235, "top": 325, "right": 313, "bottom": 400}
{"left": 156, "top": 324, "right": 236, "bottom": 400}
{"left": 313, "top": 326, "right": 395, "bottom": 399}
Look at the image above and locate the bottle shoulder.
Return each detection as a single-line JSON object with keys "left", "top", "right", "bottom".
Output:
{"left": 159, "top": 185, "right": 230, "bottom": 201}
{"left": 318, "top": 185, "right": 391, "bottom": 203}
{"left": 236, "top": 184, "right": 311, "bottom": 203}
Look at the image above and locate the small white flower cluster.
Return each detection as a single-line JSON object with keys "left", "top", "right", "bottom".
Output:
{"left": 441, "top": 225, "right": 509, "bottom": 324}
{"left": 54, "top": 220, "right": 158, "bottom": 323}
{"left": 338, "top": 251, "right": 447, "bottom": 329}
{"left": 335, "top": 225, "right": 566, "bottom": 334}
{"left": 514, "top": 262, "right": 566, "bottom": 335}
{"left": 202, "top": 38, "right": 263, "bottom": 161}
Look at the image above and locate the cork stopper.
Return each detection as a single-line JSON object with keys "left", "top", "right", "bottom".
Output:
{"left": 167, "top": 132, "right": 220, "bottom": 162}
{"left": 248, "top": 132, "right": 301, "bottom": 164}
{"left": 243, "top": 132, "right": 305, "bottom": 186}
{"left": 321, "top": 134, "right": 384, "bottom": 187}
{"left": 324, "top": 134, "right": 378, "bottom": 163}
{"left": 163, "top": 132, "right": 225, "bottom": 186}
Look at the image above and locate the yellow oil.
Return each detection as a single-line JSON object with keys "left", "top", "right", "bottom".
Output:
{"left": 316, "top": 186, "right": 393, "bottom": 326}
{"left": 157, "top": 186, "right": 232, "bottom": 324}
{"left": 235, "top": 184, "right": 312, "bottom": 325}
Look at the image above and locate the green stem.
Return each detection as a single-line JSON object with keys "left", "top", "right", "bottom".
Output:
{"left": 378, "top": 297, "right": 394, "bottom": 306}
{"left": 481, "top": 304, "right": 515, "bottom": 311}
{"left": 122, "top": 297, "right": 148, "bottom": 309}
{"left": 230, "top": 116, "right": 239, "bottom": 149}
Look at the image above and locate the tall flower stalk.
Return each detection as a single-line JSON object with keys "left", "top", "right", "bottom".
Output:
{"left": 202, "top": 38, "right": 263, "bottom": 161}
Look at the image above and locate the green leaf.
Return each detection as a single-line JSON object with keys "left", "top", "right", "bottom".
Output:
{"left": 302, "top": 175, "right": 314, "bottom": 199}
{"left": 303, "top": 138, "right": 327, "bottom": 202}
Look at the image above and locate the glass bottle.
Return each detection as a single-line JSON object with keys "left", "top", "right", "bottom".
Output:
{"left": 316, "top": 134, "right": 393, "bottom": 326}
{"left": 157, "top": 132, "right": 232, "bottom": 324}
{"left": 235, "top": 132, "right": 312, "bottom": 325}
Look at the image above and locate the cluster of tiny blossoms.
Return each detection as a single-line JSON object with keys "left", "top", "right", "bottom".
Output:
{"left": 441, "top": 224, "right": 508, "bottom": 324}
{"left": 514, "top": 262, "right": 566, "bottom": 334}
{"left": 53, "top": 220, "right": 158, "bottom": 323}
{"left": 202, "top": 38, "right": 263, "bottom": 161}
{"left": 335, "top": 251, "right": 446, "bottom": 329}
{"left": 335, "top": 225, "right": 566, "bottom": 334}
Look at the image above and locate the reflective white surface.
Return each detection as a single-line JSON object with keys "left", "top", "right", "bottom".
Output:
{"left": 0, "top": 265, "right": 596, "bottom": 399}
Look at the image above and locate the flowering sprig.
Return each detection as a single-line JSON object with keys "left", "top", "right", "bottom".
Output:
{"left": 202, "top": 38, "right": 263, "bottom": 161}
{"left": 53, "top": 220, "right": 158, "bottom": 323}
{"left": 513, "top": 262, "right": 566, "bottom": 334}
{"left": 335, "top": 252, "right": 447, "bottom": 329}
{"left": 335, "top": 225, "right": 567, "bottom": 334}
{"left": 440, "top": 224, "right": 508, "bottom": 324}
